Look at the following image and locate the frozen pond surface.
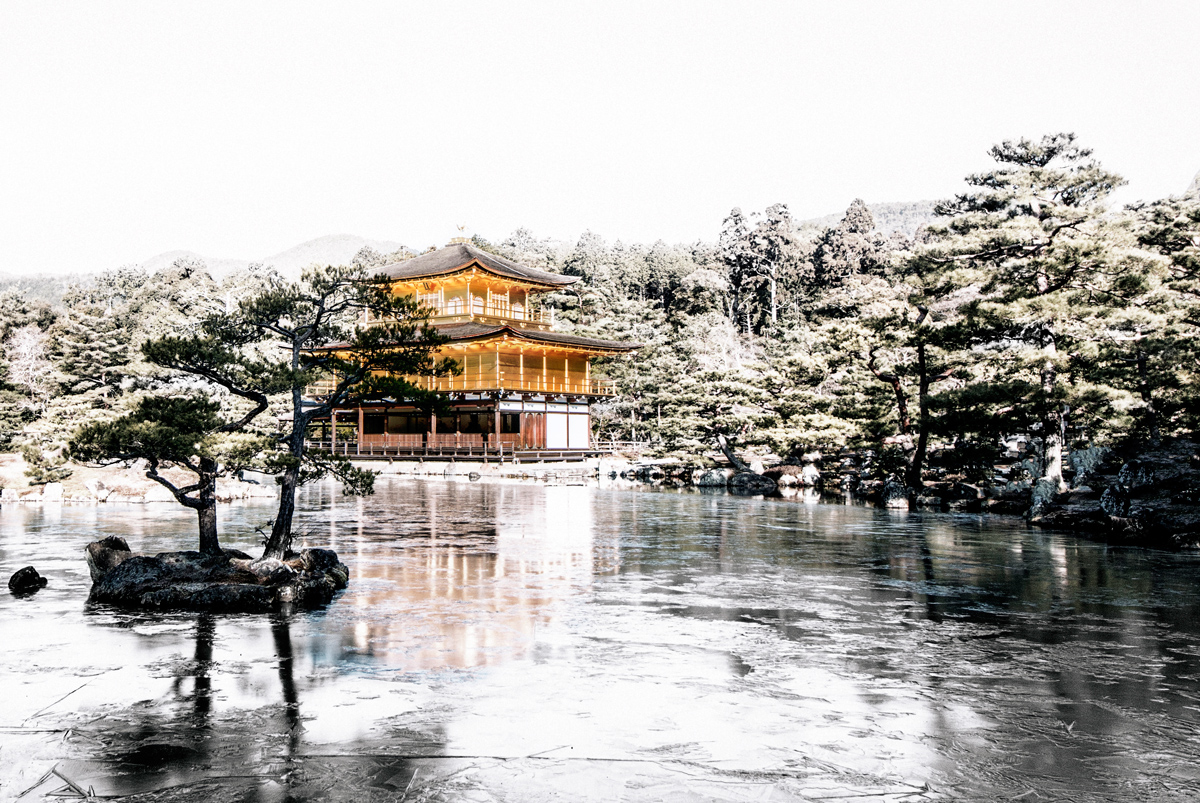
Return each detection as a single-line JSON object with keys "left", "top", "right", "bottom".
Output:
{"left": 3, "top": 478, "right": 1200, "bottom": 801}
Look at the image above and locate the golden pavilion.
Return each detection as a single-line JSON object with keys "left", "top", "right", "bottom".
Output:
{"left": 317, "top": 241, "right": 639, "bottom": 457}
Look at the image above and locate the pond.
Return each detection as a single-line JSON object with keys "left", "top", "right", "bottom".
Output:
{"left": 3, "top": 478, "right": 1200, "bottom": 801}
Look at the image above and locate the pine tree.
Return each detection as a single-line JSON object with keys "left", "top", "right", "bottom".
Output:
{"left": 912, "top": 133, "right": 1130, "bottom": 490}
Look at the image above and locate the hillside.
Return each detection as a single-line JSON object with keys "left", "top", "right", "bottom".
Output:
{"left": 800, "top": 200, "right": 936, "bottom": 237}
{"left": 137, "top": 235, "right": 409, "bottom": 280}
{"left": 260, "top": 234, "right": 408, "bottom": 275}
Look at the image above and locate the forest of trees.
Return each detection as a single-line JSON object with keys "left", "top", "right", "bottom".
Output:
{"left": 1, "top": 134, "right": 1197, "bottom": 497}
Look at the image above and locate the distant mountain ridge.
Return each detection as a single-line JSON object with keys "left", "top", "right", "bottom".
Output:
{"left": 138, "top": 234, "right": 409, "bottom": 280}
{"left": 0, "top": 204, "right": 938, "bottom": 295}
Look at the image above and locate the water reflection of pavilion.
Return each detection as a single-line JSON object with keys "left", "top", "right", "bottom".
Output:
{"left": 317, "top": 480, "right": 609, "bottom": 671}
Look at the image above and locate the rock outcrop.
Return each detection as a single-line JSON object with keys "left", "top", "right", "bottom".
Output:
{"left": 1030, "top": 439, "right": 1200, "bottom": 548}
{"left": 85, "top": 539, "right": 350, "bottom": 612}
{"left": 85, "top": 535, "right": 134, "bottom": 583}
{"left": 879, "top": 480, "right": 909, "bottom": 510}
{"left": 693, "top": 467, "right": 735, "bottom": 487}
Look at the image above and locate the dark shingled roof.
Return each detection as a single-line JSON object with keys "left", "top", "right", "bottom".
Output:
{"left": 434, "top": 322, "right": 640, "bottom": 352}
{"left": 377, "top": 242, "right": 578, "bottom": 287}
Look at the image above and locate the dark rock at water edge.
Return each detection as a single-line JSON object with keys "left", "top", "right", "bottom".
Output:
{"left": 85, "top": 535, "right": 133, "bottom": 583}
{"left": 1030, "top": 439, "right": 1200, "bottom": 548}
{"left": 85, "top": 540, "right": 350, "bottom": 612}
{"left": 879, "top": 480, "right": 909, "bottom": 509}
{"left": 9, "top": 565, "right": 48, "bottom": 595}
{"left": 728, "top": 472, "right": 778, "bottom": 495}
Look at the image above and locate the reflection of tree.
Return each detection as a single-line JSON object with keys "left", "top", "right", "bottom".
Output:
{"left": 270, "top": 612, "right": 301, "bottom": 756}
{"left": 92, "top": 613, "right": 306, "bottom": 798}
{"left": 168, "top": 613, "right": 216, "bottom": 726}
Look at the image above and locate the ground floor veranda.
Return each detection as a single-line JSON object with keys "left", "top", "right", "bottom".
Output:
{"left": 307, "top": 392, "right": 598, "bottom": 460}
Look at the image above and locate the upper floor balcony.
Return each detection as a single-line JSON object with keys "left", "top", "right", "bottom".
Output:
{"left": 364, "top": 295, "right": 557, "bottom": 331}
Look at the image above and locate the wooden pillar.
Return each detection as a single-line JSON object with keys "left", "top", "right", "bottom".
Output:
{"left": 565, "top": 353, "right": 570, "bottom": 393}
{"left": 586, "top": 358, "right": 591, "bottom": 394}
{"left": 331, "top": 411, "right": 337, "bottom": 450}
{"left": 494, "top": 402, "right": 501, "bottom": 454}
{"left": 357, "top": 406, "right": 364, "bottom": 455}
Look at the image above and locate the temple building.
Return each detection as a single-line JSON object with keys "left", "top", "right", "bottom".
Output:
{"left": 316, "top": 241, "right": 639, "bottom": 457}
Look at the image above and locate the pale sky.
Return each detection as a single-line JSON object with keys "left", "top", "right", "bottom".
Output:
{"left": 2, "top": 1, "right": 1198, "bottom": 276}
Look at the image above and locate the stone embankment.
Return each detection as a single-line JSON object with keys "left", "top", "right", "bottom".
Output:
{"left": 1029, "top": 440, "right": 1200, "bottom": 549}
{"left": 824, "top": 439, "right": 1200, "bottom": 549}
{"left": 85, "top": 535, "right": 349, "bottom": 613}
{"left": 584, "top": 441, "right": 1200, "bottom": 549}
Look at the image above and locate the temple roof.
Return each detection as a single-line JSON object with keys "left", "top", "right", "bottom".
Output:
{"left": 434, "top": 322, "right": 639, "bottom": 352}
{"left": 377, "top": 243, "right": 578, "bottom": 288}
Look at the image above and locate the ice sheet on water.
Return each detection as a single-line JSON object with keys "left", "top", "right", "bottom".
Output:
{"left": 6, "top": 480, "right": 1200, "bottom": 800}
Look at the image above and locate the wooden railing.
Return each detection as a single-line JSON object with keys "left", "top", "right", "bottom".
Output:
{"left": 306, "top": 373, "right": 616, "bottom": 398}
{"left": 305, "top": 439, "right": 598, "bottom": 459}
{"left": 365, "top": 302, "right": 554, "bottom": 328}
{"left": 402, "top": 373, "right": 616, "bottom": 396}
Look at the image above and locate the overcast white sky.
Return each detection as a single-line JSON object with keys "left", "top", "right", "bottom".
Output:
{"left": 2, "top": 1, "right": 1198, "bottom": 275}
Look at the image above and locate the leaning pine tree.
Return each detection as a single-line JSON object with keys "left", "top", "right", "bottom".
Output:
{"left": 72, "top": 335, "right": 279, "bottom": 555}
{"left": 218, "top": 264, "right": 454, "bottom": 560}
{"left": 73, "top": 263, "right": 453, "bottom": 558}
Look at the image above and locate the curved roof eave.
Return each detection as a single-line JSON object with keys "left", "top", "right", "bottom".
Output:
{"left": 377, "top": 242, "right": 578, "bottom": 288}
{"left": 436, "top": 321, "right": 640, "bottom": 352}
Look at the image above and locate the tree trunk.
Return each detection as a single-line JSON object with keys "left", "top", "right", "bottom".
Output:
{"left": 769, "top": 270, "right": 777, "bottom": 324}
{"left": 263, "top": 462, "right": 299, "bottom": 559}
{"left": 716, "top": 433, "right": 751, "bottom": 472}
{"left": 197, "top": 504, "right": 220, "bottom": 555}
{"left": 1136, "top": 349, "right": 1161, "bottom": 444}
{"left": 906, "top": 343, "right": 931, "bottom": 491}
{"left": 263, "top": 411, "right": 305, "bottom": 559}
{"left": 868, "top": 349, "right": 910, "bottom": 435}
{"left": 197, "top": 457, "right": 221, "bottom": 555}
{"left": 892, "top": 377, "right": 910, "bottom": 435}
{"left": 263, "top": 348, "right": 309, "bottom": 561}
{"left": 1040, "top": 329, "right": 1066, "bottom": 491}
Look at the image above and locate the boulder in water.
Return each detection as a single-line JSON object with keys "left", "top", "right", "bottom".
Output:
{"left": 9, "top": 566, "right": 48, "bottom": 595}
{"left": 693, "top": 468, "right": 734, "bottom": 487}
{"left": 1029, "top": 439, "right": 1200, "bottom": 547}
{"left": 880, "top": 480, "right": 909, "bottom": 510}
{"left": 728, "top": 472, "right": 777, "bottom": 495}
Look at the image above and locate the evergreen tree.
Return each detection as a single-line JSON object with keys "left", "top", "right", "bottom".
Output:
{"left": 1121, "top": 192, "right": 1200, "bottom": 437}
{"left": 225, "top": 264, "right": 454, "bottom": 559}
{"left": 72, "top": 342, "right": 280, "bottom": 554}
{"left": 812, "top": 199, "right": 889, "bottom": 289}
{"left": 912, "top": 133, "right": 1129, "bottom": 490}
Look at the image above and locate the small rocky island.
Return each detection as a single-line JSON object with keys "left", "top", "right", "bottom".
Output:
{"left": 85, "top": 536, "right": 349, "bottom": 613}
